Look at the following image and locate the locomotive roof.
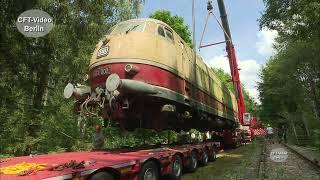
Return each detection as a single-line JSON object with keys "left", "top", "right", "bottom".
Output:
{"left": 120, "top": 18, "right": 174, "bottom": 31}
{"left": 114, "top": 18, "right": 235, "bottom": 98}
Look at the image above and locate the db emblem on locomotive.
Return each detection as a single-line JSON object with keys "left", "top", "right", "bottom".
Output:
{"left": 97, "top": 46, "right": 109, "bottom": 58}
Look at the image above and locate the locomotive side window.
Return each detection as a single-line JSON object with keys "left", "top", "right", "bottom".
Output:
{"left": 157, "top": 25, "right": 165, "bottom": 37}
{"left": 157, "top": 24, "right": 174, "bottom": 43}
{"left": 164, "top": 28, "right": 174, "bottom": 41}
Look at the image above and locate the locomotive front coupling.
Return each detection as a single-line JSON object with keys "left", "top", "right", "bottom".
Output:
{"left": 63, "top": 73, "right": 158, "bottom": 115}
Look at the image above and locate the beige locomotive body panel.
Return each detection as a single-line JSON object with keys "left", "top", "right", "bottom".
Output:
{"left": 90, "top": 18, "right": 238, "bottom": 120}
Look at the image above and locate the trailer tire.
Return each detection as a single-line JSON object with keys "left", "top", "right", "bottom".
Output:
{"left": 209, "top": 146, "right": 217, "bottom": 162}
{"left": 138, "top": 161, "right": 159, "bottom": 180}
{"left": 90, "top": 171, "right": 115, "bottom": 180}
{"left": 187, "top": 150, "right": 198, "bottom": 172}
{"left": 168, "top": 154, "right": 183, "bottom": 180}
{"left": 200, "top": 149, "right": 209, "bottom": 165}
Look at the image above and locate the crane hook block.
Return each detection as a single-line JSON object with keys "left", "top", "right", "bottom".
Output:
{"left": 207, "top": 0, "right": 213, "bottom": 11}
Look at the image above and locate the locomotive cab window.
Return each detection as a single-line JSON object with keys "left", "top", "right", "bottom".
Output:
{"left": 157, "top": 25, "right": 165, "bottom": 37}
{"left": 157, "top": 25, "right": 174, "bottom": 42}
{"left": 164, "top": 28, "right": 174, "bottom": 41}
{"left": 111, "top": 20, "right": 145, "bottom": 35}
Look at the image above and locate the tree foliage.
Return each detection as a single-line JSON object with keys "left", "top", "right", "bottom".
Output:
{"left": 260, "top": 0, "right": 320, "bottom": 42}
{"left": 258, "top": 0, "right": 320, "bottom": 148}
{"left": 0, "top": 0, "right": 144, "bottom": 156}
{"left": 149, "top": 10, "right": 193, "bottom": 47}
{"left": 213, "top": 68, "right": 258, "bottom": 116}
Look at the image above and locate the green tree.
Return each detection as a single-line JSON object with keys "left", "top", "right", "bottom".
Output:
{"left": 258, "top": 0, "right": 320, "bottom": 148}
{"left": 212, "top": 68, "right": 258, "bottom": 115}
{"left": 0, "top": 0, "right": 144, "bottom": 156}
{"left": 258, "top": 43, "right": 320, "bottom": 147}
{"left": 149, "top": 10, "right": 193, "bottom": 47}
{"left": 260, "top": 0, "right": 320, "bottom": 42}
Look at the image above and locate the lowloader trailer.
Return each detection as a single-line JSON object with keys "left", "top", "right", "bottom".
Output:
{"left": 0, "top": 141, "right": 220, "bottom": 180}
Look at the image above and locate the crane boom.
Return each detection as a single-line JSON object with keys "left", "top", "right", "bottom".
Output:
{"left": 216, "top": 0, "right": 246, "bottom": 125}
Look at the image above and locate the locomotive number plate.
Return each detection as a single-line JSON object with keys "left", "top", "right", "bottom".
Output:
{"left": 93, "top": 67, "right": 111, "bottom": 78}
{"left": 97, "top": 46, "right": 109, "bottom": 58}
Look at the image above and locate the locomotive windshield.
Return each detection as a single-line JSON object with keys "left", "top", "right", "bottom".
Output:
{"left": 109, "top": 20, "right": 145, "bottom": 35}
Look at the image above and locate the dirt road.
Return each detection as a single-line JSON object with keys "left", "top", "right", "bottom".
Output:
{"left": 263, "top": 142, "right": 320, "bottom": 179}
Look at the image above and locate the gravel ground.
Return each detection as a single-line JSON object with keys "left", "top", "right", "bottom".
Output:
{"left": 264, "top": 142, "right": 320, "bottom": 180}
{"left": 289, "top": 145, "right": 320, "bottom": 164}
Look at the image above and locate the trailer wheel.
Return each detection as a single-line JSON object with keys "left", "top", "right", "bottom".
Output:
{"left": 168, "top": 154, "right": 183, "bottom": 179}
{"left": 200, "top": 149, "right": 209, "bottom": 165}
{"left": 138, "top": 161, "right": 159, "bottom": 180}
{"left": 187, "top": 150, "right": 198, "bottom": 172}
{"left": 209, "top": 146, "right": 217, "bottom": 162}
{"left": 90, "top": 171, "right": 115, "bottom": 180}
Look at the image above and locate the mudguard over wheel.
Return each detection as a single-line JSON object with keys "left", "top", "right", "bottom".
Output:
{"left": 138, "top": 161, "right": 160, "bottom": 180}
{"left": 90, "top": 171, "right": 115, "bottom": 180}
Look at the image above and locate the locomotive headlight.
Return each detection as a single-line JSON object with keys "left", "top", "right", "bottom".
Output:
{"left": 106, "top": 73, "right": 121, "bottom": 92}
{"left": 64, "top": 83, "right": 75, "bottom": 99}
{"left": 63, "top": 83, "right": 91, "bottom": 99}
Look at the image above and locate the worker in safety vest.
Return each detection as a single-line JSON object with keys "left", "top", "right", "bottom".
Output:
{"left": 94, "top": 124, "right": 104, "bottom": 150}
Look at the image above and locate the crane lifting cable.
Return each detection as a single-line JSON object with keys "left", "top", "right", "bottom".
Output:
{"left": 199, "top": 0, "right": 232, "bottom": 50}
{"left": 199, "top": 0, "right": 247, "bottom": 125}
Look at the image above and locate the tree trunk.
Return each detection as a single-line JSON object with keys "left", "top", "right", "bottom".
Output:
{"left": 28, "top": 63, "right": 49, "bottom": 137}
{"left": 289, "top": 113, "right": 299, "bottom": 144}
{"left": 300, "top": 112, "right": 310, "bottom": 137}
{"left": 310, "top": 78, "right": 320, "bottom": 120}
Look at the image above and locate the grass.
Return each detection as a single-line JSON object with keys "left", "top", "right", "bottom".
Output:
{"left": 182, "top": 141, "right": 262, "bottom": 180}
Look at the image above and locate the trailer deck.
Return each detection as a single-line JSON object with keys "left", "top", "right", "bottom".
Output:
{"left": 0, "top": 142, "right": 220, "bottom": 180}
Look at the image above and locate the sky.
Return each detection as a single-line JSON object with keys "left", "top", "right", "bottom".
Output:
{"left": 140, "top": 0, "right": 278, "bottom": 102}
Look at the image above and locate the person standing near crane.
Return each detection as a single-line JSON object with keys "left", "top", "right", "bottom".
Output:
{"left": 266, "top": 124, "right": 274, "bottom": 143}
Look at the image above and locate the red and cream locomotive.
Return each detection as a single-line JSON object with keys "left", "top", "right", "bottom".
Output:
{"left": 64, "top": 18, "right": 238, "bottom": 131}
